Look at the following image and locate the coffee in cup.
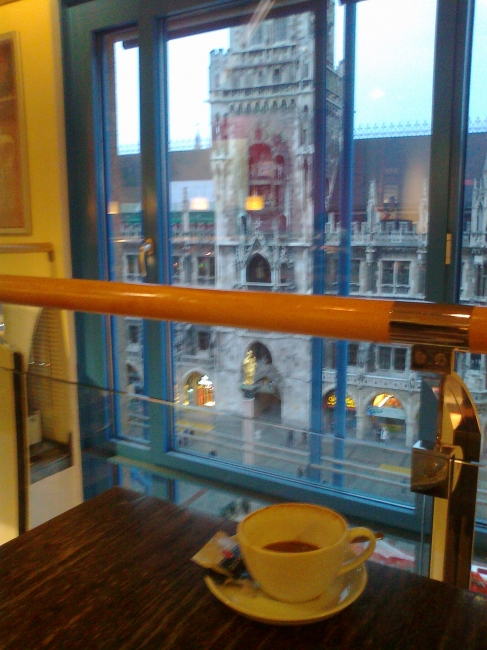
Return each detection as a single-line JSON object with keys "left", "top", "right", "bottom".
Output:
{"left": 237, "top": 503, "right": 376, "bottom": 603}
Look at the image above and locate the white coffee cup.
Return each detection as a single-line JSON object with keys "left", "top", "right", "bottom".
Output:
{"left": 237, "top": 503, "right": 376, "bottom": 603}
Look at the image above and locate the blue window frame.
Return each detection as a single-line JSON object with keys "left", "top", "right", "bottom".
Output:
{"left": 61, "top": 0, "right": 484, "bottom": 547}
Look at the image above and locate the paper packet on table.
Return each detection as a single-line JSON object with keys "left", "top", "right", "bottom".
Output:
{"left": 192, "top": 531, "right": 257, "bottom": 594}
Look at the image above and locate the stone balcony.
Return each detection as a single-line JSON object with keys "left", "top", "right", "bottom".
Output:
{"left": 323, "top": 368, "right": 421, "bottom": 393}
{"left": 324, "top": 220, "right": 427, "bottom": 248}
{"left": 177, "top": 354, "right": 216, "bottom": 369}
{"left": 171, "top": 225, "right": 215, "bottom": 242}
{"left": 463, "top": 231, "right": 487, "bottom": 248}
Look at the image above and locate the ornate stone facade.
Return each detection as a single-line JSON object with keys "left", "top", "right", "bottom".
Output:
{"left": 114, "top": 11, "right": 487, "bottom": 451}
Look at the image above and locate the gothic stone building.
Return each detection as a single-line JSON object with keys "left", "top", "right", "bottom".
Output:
{"left": 113, "top": 11, "right": 487, "bottom": 452}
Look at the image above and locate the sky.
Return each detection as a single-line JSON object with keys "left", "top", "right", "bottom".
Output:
{"left": 167, "top": 29, "right": 229, "bottom": 145}
{"left": 354, "top": 0, "right": 437, "bottom": 128}
{"left": 115, "top": 0, "right": 487, "bottom": 151}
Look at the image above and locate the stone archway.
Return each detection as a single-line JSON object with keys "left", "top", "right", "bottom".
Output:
{"left": 254, "top": 381, "right": 281, "bottom": 423}
{"left": 366, "top": 392, "right": 406, "bottom": 442}
{"left": 184, "top": 371, "right": 215, "bottom": 407}
{"left": 249, "top": 341, "right": 272, "bottom": 364}
{"left": 241, "top": 343, "right": 281, "bottom": 423}
{"left": 322, "top": 389, "right": 356, "bottom": 435}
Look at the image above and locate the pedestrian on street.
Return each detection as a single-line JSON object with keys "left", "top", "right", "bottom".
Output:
{"left": 374, "top": 425, "right": 381, "bottom": 443}
{"left": 286, "top": 429, "right": 294, "bottom": 447}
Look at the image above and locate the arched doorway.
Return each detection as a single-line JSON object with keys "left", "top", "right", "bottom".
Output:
{"left": 249, "top": 341, "right": 272, "bottom": 364}
{"left": 366, "top": 393, "right": 405, "bottom": 442}
{"left": 255, "top": 378, "right": 281, "bottom": 422}
{"left": 184, "top": 372, "right": 215, "bottom": 407}
{"left": 322, "top": 390, "right": 356, "bottom": 434}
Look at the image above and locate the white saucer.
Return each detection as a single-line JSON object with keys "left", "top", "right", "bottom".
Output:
{"left": 204, "top": 564, "right": 367, "bottom": 626}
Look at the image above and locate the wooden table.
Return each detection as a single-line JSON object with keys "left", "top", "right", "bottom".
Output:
{"left": 1, "top": 487, "right": 487, "bottom": 649}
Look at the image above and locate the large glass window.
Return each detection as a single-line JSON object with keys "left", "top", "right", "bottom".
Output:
{"left": 62, "top": 0, "right": 487, "bottom": 578}
{"left": 154, "top": 0, "right": 438, "bottom": 512}
{"left": 77, "top": 0, "right": 440, "bottom": 503}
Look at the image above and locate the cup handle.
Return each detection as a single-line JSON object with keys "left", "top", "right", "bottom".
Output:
{"left": 337, "top": 527, "right": 376, "bottom": 576}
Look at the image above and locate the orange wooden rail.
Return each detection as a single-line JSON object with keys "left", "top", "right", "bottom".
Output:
{"left": 0, "top": 274, "right": 486, "bottom": 352}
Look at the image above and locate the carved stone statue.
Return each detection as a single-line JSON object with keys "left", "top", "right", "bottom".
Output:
{"left": 242, "top": 350, "right": 256, "bottom": 385}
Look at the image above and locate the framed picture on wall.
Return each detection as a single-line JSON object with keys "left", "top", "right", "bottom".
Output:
{"left": 0, "top": 31, "right": 31, "bottom": 235}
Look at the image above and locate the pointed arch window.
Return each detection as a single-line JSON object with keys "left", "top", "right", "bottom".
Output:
{"left": 477, "top": 203, "right": 483, "bottom": 232}
{"left": 247, "top": 254, "right": 271, "bottom": 283}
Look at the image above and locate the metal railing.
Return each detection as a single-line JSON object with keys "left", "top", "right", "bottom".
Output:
{"left": 1, "top": 275, "right": 486, "bottom": 350}
{"left": 1, "top": 274, "right": 487, "bottom": 588}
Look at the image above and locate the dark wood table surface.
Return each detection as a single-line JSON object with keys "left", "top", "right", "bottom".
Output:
{"left": 1, "top": 487, "right": 487, "bottom": 649}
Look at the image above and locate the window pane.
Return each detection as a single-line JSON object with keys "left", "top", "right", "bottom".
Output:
{"left": 343, "top": 0, "right": 436, "bottom": 301}
{"left": 167, "top": 9, "right": 316, "bottom": 452}
{"left": 459, "top": 0, "right": 487, "bottom": 464}
{"left": 381, "top": 261, "right": 394, "bottom": 292}
{"left": 348, "top": 343, "right": 358, "bottom": 366}
{"left": 394, "top": 348, "right": 407, "bottom": 372}
{"left": 102, "top": 29, "right": 148, "bottom": 442}
{"left": 378, "top": 346, "right": 392, "bottom": 370}
{"left": 459, "top": 0, "right": 487, "bottom": 580}
{"left": 164, "top": 0, "right": 436, "bottom": 508}
{"left": 396, "top": 261, "right": 410, "bottom": 294}
{"left": 350, "top": 259, "right": 360, "bottom": 292}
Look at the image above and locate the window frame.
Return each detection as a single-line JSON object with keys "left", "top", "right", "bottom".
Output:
{"left": 61, "top": 0, "right": 476, "bottom": 537}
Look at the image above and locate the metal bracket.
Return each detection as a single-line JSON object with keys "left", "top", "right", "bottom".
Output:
{"left": 410, "top": 343, "right": 454, "bottom": 374}
{"left": 411, "top": 440, "right": 460, "bottom": 499}
{"left": 410, "top": 352, "right": 481, "bottom": 588}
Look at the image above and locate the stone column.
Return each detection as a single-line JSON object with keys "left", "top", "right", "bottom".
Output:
{"left": 462, "top": 257, "right": 474, "bottom": 301}
{"left": 182, "top": 187, "right": 190, "bottom": 233}
{"left": 365, "top": 246, "right": 376, "bottom": 294}
{"left": 355, "top": 413, "right": 366, "bottom": 440}
{"left": 416, "top": 247, "right": 426, "bottom": 297}
{"left": 405, "top": 416, "right": 417, "bottom": 448}
{"left": 241, "top": 384, "right": 258, "bottom": 466}
{"left": 359, "top": 260, "right": 367, "bottom": 294}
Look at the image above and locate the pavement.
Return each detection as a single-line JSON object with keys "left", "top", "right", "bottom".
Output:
{"left": 175, "top": 408, "right": 487, "bottom": 524}
{"left": 176, "top": 411, "right": 415, "bottom": 507}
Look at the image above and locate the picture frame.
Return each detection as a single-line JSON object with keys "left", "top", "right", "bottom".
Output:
{"left": 0, "top": 31, "right": 31, "bottom": 235}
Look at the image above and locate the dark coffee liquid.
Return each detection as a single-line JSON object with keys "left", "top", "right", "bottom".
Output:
{"left": 263, "top": 541, "right": 319, "bottom": 553}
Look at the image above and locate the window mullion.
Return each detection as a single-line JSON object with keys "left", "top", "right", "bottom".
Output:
{"left": 309, "top": 0, "right": 328, "bottom": 478}
{"left": 137, "top": 14, "right": 174, "bottom": 453}
{"left": 426, "top": 0, "right": 475, "bottom": 303}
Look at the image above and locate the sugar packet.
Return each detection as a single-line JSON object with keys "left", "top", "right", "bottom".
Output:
{"left": 192, "top": 531, "right": 257, "bottom": 594}
{"left": 192, "top": 531, "right": 247, "bottom": 579}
